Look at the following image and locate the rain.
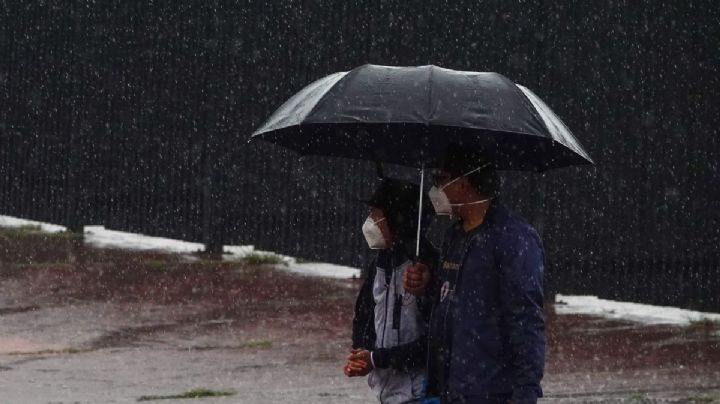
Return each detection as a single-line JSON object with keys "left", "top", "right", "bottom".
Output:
{"left": 0, "top": 1, "right": 718, "bottom": 403}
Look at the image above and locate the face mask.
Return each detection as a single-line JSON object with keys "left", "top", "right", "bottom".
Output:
{"left": 429, "top": 163, "right": 492, "bottom": 215}
{"left": 362, "top": 216, "right": 388, "bottom": 249}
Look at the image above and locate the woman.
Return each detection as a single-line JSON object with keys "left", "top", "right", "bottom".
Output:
{"left": 344, "top": 178, "right": 438, "bottom": 404}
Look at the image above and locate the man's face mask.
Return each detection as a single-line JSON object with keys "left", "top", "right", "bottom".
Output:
{"left": 362, "top": 216, "right": 388, "bottom": 249}
{"left": 428, "top": 163, "right": 492, "bottom": 215}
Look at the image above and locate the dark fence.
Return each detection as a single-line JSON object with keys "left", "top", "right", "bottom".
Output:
{"left": 1, "top": 1, "right": 718, "bottom": 311}
{"left": 550, "top": 252, "right": 720, "bottom": 313}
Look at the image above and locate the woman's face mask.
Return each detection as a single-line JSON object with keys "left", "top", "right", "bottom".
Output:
{"left": 362, "top": 216, "right": 388, "bottom": 249}
{"left": 429, "top": 163, "right": 492, "bottom": 215}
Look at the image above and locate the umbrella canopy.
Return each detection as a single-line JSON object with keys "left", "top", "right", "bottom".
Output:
{"left": 250, "top": 64, "right": 593, "bottom": 171}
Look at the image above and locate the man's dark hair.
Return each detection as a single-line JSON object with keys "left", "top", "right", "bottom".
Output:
{"left": 439, "top": 144, "right": 500, "bottom": 198}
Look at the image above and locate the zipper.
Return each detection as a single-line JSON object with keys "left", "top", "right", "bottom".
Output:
{"left": 380, "top": 274, "right": 390, "bottom": 349}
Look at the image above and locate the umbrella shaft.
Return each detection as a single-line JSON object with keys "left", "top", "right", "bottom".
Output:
{"left": 416, "top": 163, "right": 425, "bottom": 257}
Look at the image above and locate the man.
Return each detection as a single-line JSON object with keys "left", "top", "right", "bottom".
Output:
{"left": 344, "top": 178, "right": 439, "bottom": 404}
{"left": 404, "top": 147, "right": 546, "bottom": 404}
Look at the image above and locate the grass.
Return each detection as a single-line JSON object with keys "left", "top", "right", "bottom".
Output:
{"left": 627, "top": 393, "right": 652, "bottom": 403}
{"left": 4, "top": 224, "right": 42, "bottom": 232}
{"left": 6, "top": 347, "right": 95, "bottom": 356}
{"left": 689, "top": 318, "right": 720, "bottom": 330}
{"left": 689, "top": 318, "right": 720, "bottom": 340}
{"left": 318, "top": 392, "right": 349, "bottom": 398}
{"left": 687, "top": 395, "right": 720, "bottom": 403}
{"left": 145, "top": 260, "right": 167, "bottom": 272}
{"left": 293, "top": 256, "right": 311, "bottom": 264}
{"left": 238, "top": 339, "right": 272, "bottom": 349}
{"left": 190, "top": 250, "right": 224, "bottom": 261}
{"left": 241, "top": 252, "right": 286, "bottom": 266}
{"left": 0, "top": 225, "right": 78, "bottom": 239}
{"left": 626, "top": 393, "right": 720, "bottom": 403}
{"left": 0, "top": 225, "right": 43, "bottom": 237}
{"left": 137, "top": 388, "right": 236, "bottom": 401}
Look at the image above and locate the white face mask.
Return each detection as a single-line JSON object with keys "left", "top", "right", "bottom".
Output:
{"left": 362, "top": 216, "right": 388, "bottom": 249}
{"left": 428, "top": 163, "right": 492, "bottom": 215}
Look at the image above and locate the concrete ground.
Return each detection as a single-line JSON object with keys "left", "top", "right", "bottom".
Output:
{"left": 1, "top": 232, "right": 719, "bottom": 403}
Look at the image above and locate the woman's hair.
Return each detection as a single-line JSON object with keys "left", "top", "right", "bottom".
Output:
{"left": 365, "top": 178, "right": 432, "bottom": 240}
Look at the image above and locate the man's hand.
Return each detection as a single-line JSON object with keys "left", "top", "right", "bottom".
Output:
{"left": 403, "top": 262, "right": 430, "bottom": 296}
{"left": 343, "top": 349, "right": 373, "bottom": 377}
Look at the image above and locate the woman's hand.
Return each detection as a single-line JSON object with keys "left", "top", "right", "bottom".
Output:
{"left": 343, "top": 348, "right": 373, "bottom": 377}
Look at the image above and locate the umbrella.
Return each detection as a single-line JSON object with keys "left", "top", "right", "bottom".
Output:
{"left": 249, "top": 64, "right": 593, "bottom": 255}
{"left": 250, "top": 64, "right": 593, "bottom": 171}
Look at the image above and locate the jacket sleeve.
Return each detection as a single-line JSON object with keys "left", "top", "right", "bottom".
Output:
{"left": 371, "top": 335, "right": 427, "bottom": 371}
{"left": 352, "top": 260, "right": 376, "bottom": 350}
{"left": 497, "top": 227, "right": 546, "bottom": 404}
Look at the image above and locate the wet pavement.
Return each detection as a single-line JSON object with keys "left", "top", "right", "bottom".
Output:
{"left": 1, "top": 234, "right": 719, "bottom": 403}
{"left": 0, "top": 277, "right": 375, "bottom": 403}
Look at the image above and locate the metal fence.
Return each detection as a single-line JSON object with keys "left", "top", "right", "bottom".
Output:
{"left": 550, "top": 252, "right": 720, "bottom": 313}
{"left": 1, "top": 1, "right": 718, "bottom": 311}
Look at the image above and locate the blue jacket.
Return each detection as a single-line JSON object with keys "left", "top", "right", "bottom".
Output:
{"left": 426, "top": 202, "right": 545, "bottom": 404}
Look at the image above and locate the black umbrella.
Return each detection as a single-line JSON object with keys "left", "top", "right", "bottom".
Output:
{"left": 249, "top": 64, "right": 593, "bottom": 255}
{"left": 250, "top": 64, "right": 593, "bottom": 171}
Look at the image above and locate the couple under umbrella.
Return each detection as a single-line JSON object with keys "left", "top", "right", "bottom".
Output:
{"left": 250, "top": 64, "right": 593, "bottom": 404}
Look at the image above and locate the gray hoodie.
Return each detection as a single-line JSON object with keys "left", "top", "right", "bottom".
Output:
{"left": 367, "top": 258, "right": 425, "bottom": 404}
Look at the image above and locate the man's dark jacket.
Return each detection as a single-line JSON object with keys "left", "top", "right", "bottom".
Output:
{"left": 427, "top": 202, "right": 546, "bottom": 404}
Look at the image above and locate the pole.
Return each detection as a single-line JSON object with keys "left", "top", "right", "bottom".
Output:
{"left": 416, "top": 162, "right": 425, "bottom": 257}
